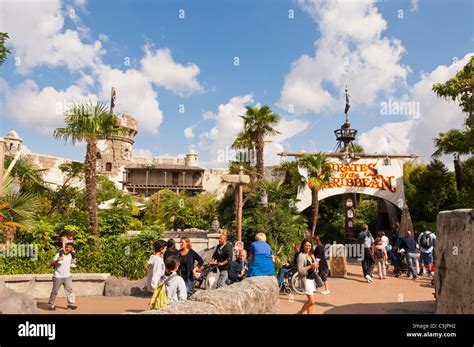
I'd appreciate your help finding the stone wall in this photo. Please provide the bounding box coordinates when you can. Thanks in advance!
[0,273,110,299]
[141,276,279,314]
[435,209,473,314]
[162,230,221,258]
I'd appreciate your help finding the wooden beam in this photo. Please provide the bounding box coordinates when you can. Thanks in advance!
[278,151,418,159]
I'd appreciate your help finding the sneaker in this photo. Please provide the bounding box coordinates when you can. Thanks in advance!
[365,275,373,283]
[408,275,413,279]
[427,272,433,277]
[395,274,400,278]
[67,304,78,310]
[320,290,330,295]
[70,263,77,268]
[413,276,418,281]
[418,271,423,276]
[47,305,56,311]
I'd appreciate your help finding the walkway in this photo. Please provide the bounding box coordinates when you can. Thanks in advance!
[37,262,435,314]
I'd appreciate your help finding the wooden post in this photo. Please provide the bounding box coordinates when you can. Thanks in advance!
[145,170,149,196]
[0,137,4,194]
[237,166,244,242]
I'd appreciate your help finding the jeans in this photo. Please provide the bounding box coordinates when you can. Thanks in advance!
[376,259,386,278]
[277,268,289,287]
[48,276,75,306]
[216,270,228,289]
[361,248,375,277]
[406,252,418,277]
[185,279,194,293]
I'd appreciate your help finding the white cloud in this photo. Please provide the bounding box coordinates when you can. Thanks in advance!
[264,118,310,166]
[95,64,164,135]
[410,0,419,12]
[184,127,195,139]
[132,148,152,157]
[141,46,204,97]
[278,0,409,115]
[1,79,98,133]
[198,95,310,168]
[358,120,413,154]
[358,53,473,162]
[0,0,104,74]
[198,95,254,168]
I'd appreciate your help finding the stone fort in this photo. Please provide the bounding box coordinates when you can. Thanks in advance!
[2,113,230,198]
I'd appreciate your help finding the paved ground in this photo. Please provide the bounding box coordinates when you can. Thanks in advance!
[37,261,435,314]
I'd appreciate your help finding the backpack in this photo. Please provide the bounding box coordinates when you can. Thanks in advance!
[375,248,384,260]
[149,273,176,310]
[420,233,432,249]
[357,232,367,245]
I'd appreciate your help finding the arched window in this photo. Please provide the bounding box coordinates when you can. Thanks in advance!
[105,162,112,171]
[97,152,102,159]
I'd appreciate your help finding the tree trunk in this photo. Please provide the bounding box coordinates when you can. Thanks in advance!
[255,131,264,179]
[85,141,99,237]
[311,187,319,237]
[453,153,462,191]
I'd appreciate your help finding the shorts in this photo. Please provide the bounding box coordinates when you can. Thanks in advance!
[304,278,316,295]
[420,252,433,265]
[319,269,328,282]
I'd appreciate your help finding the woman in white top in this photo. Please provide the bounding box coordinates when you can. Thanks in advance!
[146,240,167,293]
[161,255,187,303]
[297,238,319,314]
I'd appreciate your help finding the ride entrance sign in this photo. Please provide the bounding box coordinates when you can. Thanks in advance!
[296,157,406,211]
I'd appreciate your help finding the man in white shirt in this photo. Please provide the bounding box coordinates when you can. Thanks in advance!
[146,240,167,293]
[47,242,77,310]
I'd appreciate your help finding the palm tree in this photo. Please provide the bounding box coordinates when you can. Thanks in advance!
[297,153,333,237]
[0,175,41,244]
[274,161,307,197]
[432,129,471,190]
[53,102,126,237]
[237,105,281,179]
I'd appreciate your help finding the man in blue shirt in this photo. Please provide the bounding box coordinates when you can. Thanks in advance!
[399,230,419,280]
[357,224,375,283]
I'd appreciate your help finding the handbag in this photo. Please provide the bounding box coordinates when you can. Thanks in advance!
[305,256,317,280]
[314,274,324,288]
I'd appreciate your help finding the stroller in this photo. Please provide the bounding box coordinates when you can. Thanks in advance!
[188,264,219,298]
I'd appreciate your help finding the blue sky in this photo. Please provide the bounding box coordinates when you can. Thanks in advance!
[0,0,472,167]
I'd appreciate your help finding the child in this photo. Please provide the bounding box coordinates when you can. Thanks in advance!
[58,231,77,267]
[374,237,387,279]
[161,256,187,303]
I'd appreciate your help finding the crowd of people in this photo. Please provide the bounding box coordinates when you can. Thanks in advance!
[357,223,436,283]
[44,222,436,313]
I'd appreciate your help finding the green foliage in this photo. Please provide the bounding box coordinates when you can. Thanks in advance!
[143,190,217,230]
[0,231,163,279]
[354,198,379,232]
[0,32,10,66]
[404,160,459,222]
[98,206,135,237]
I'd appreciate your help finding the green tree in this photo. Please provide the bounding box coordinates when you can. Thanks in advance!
[297,153,333,237]
[4,155,48,195]
[234,105,281,178]
[0,32,10,66]
[53,102,127,237]
[432,55,473,190]
[0,175,41,243]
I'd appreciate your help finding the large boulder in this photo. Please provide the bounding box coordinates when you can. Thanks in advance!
[190,276,279,314]
[143,301,220,314]
[0,281,36,314]
[141,275,279,314]
[104,276,148,297]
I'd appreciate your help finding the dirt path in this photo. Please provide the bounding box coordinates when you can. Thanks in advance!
[37,262,435,314]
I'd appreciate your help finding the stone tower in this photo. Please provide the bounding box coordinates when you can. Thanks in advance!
[3,130,23,157]
[97,113,138,186]
[185,148,199,167]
